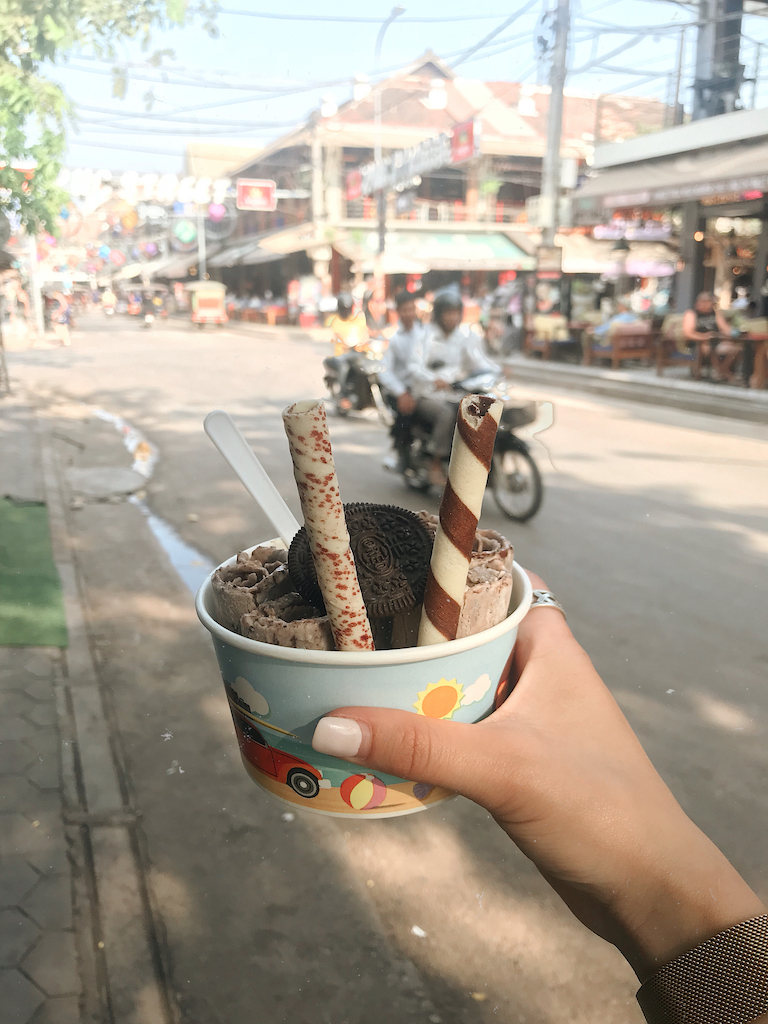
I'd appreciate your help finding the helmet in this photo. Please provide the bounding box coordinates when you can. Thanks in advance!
[431,286,463,322]
[336,292,354,317]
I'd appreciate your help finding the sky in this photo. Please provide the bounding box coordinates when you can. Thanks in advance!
[49,0,768,175]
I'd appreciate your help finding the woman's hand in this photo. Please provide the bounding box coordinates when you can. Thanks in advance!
[312,571,765,981]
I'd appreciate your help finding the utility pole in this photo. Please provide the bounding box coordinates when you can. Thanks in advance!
[27,232,44,336]
[673,27,686,125]
[539,0,569,248]
[374,6,405,256]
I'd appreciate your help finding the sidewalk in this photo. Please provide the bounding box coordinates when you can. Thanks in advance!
[504,354,768,423]
[1,394,174,1024]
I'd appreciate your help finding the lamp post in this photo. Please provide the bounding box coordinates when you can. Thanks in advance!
[374,6,405,257]
[612,236,631,300]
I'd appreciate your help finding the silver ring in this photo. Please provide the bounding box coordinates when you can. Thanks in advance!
[530,590,566,618]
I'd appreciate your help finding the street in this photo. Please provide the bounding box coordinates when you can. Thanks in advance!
[8,317,768,1024]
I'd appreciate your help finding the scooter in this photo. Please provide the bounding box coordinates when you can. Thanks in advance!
[387,372,546,523]
[323,339,392,426]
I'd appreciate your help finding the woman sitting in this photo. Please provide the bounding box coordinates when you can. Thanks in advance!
[682,292,741,383]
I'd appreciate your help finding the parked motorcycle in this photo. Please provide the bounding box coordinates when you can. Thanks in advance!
[323,338,392,426]
[388,372,545,523]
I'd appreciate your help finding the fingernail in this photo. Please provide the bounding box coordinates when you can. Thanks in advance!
[312,717,363,757]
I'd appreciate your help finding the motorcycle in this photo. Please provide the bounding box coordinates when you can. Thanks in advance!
[323,338,392,426]
[388,372,546,523]
[142,313,154,329]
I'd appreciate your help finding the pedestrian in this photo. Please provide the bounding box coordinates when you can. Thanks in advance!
[51,290,71,346]
[683,291,742,383]
[312,572,768,1024]
[378,290,427,470]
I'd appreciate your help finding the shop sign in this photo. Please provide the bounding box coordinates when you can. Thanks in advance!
[358,120,482,196]
[450,119,480,164]
[346,169,363,201]
[236,179,277,212]
[594,220,671,241]
[602,174,768,210]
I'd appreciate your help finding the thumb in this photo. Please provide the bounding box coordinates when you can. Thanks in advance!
[311,708,521,816]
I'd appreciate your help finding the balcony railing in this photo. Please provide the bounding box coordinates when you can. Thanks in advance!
[344,198,525,225]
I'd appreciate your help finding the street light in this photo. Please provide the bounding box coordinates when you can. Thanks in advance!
[612,236,631,299]
[374,6,406,256]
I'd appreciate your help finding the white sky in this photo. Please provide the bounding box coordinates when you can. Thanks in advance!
[49,0,768,174]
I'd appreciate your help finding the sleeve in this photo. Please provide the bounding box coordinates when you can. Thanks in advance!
[377,334,407,397]
[406,331,440,390]
[461,327,501,377]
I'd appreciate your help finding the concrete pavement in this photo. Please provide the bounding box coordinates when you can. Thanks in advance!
[4,317,768,1024]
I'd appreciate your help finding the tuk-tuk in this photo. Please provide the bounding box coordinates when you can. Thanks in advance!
[186,280,228,327]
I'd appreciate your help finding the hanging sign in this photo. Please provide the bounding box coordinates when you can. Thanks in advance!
[236,179,277,212]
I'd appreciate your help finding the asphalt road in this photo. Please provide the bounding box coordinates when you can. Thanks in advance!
[9,317,768,1024]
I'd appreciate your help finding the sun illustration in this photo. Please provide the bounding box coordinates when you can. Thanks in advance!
[413,679,464,719]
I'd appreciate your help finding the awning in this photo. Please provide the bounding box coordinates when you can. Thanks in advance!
[556,233,677,277]
[574,138,768,220]
[333,229,536,274]
[208,237,287,268]
[151,251,206,279]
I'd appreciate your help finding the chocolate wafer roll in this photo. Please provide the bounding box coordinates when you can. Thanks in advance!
[282,399,375,652]
[417,395,503,646]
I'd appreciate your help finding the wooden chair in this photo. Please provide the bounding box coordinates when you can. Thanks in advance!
[524,313,572,360]
[656,313,702,379]
[742,318,768,389]
[583,319,656,370]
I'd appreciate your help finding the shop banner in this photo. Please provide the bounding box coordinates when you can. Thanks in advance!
[236,179,277,212]
[450,119,480,165]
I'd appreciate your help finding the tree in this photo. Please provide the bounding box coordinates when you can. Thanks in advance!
[0,0,218,233]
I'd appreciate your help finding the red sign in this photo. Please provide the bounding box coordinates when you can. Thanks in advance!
[236,179,277,212]
[346,169,363,201]
[451,119,479,165]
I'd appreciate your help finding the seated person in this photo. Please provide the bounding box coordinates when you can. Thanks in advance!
[592,298,638,339]
[682,292,741,383]
[323,293,369,408]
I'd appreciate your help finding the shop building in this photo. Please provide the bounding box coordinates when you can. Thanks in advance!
[215,53,668,313]
[573,106,768,313]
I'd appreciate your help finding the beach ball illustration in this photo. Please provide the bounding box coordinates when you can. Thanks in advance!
[340,773,387,810]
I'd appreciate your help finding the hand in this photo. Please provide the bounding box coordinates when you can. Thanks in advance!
[434,378,451,391]
[313,571,765,981]
[397,392,416,416]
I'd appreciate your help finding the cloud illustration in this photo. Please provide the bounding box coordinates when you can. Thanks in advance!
[232,676,270,716]
[460,673,492,707]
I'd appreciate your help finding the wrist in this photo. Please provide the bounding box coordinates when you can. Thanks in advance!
[609,825,765,981]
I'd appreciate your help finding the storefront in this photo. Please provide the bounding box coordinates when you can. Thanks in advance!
[573,108,768,313]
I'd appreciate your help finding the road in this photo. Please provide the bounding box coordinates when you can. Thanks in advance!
[8,317,768,1024]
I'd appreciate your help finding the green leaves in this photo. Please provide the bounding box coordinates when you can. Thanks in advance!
[0,0,218,230]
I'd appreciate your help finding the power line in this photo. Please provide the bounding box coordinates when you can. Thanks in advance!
[217,8,521,22]
[453,0,539,67]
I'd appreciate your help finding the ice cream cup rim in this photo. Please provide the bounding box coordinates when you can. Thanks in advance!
[195,541,533,666]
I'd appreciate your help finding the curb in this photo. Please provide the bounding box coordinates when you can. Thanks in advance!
[36,411,178,1024]
[504,357,768,423]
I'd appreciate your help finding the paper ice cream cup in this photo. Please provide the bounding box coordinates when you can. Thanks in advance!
[196,542,532,818]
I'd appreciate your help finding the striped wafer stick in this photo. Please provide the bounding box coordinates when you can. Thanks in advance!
[282,400,375,652]
[418,395,503,646]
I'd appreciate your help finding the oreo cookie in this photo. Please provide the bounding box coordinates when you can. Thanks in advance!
[288,503,433,618]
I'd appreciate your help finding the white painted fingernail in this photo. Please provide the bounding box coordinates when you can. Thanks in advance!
[312,717,363,757]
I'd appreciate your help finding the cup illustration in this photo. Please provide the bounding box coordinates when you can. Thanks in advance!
[196,543,532,818]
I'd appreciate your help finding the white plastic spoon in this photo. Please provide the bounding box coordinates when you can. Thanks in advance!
[204,409,300,548]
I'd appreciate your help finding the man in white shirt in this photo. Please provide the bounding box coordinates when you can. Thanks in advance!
[378,291,426,470]
[380,287,499,485]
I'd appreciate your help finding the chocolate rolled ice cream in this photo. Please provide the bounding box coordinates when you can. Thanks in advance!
[210,507,514,651]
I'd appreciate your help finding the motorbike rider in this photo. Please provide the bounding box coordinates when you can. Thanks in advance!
[323,293,369,410]
[382,285,500,486]
[378,290,427,470]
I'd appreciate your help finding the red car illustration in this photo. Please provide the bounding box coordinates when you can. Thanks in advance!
[231,709,327,799]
